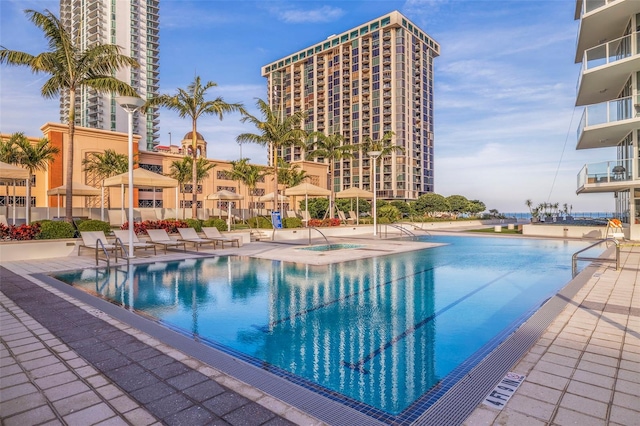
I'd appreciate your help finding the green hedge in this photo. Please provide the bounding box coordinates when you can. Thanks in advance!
[185,218,202,232]
[248,216,273,229]
[76,220,111,234]
[283,217,302,228]
[202,218,227,232]
[37,220,75,239]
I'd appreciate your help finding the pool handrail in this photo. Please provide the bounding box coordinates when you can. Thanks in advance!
[307,227,330,246]
[571,237,619,277]
[382,223,417,238]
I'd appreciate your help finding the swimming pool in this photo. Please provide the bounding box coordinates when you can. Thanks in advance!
[53,235,598,423]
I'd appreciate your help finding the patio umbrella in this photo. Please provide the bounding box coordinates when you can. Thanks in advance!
[102,168,179,222]
[257,191,289,202]
[284,182,331,215]
[335,187,374,225]
[47,182,101,219]
[206,190,244,231]
[0,161,29,225]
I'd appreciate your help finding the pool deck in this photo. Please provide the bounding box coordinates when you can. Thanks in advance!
[1,232,639,425]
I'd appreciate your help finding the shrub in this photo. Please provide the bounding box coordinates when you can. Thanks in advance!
[122,219,188,234]
[38,221,73,239]
[248,216,273,229]
[185,218,202,232]
[202,218,228,232]
[378,205,401,223]
[76,220,111,234]
[283,217,302,228]
[307,218,341,227]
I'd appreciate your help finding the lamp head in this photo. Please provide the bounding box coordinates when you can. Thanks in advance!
[116,96,145,113]
[367,150,382,158]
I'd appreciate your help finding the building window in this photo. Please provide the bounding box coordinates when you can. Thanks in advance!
[181,184,203,194]
[0,196,35,207]
[139,163,163,173]
[138,200,162,208]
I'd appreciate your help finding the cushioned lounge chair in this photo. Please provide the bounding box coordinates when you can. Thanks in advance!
[177,227,217,251]
[146,229,187,254]
[113,230,157,256]
[201,227,240,248]
[78,231,122,265]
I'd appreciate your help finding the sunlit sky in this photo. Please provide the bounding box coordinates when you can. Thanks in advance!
[0,0,613,213]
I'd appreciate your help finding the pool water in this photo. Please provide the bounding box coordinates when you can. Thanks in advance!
[53,236,597,421]
[298,243,364,251]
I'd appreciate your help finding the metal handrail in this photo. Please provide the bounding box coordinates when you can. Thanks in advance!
[308,227,330,245]
[571,237,619,277]
[397,221,432,236]
[383,223,416,238]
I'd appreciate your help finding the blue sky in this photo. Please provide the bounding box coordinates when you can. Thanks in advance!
[0,0,613,213]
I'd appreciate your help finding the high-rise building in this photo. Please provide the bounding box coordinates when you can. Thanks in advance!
[59,0,160,151]
[262,11,439,200]
[574,0,640,239]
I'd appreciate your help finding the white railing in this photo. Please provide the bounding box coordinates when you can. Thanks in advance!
[577,159,632,188]
[577,96,635,141]
[583,32,637,71]
[577,0,619,17]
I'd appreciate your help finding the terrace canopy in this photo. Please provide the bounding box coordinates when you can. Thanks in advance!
[102,168,179,222]
[47,182,101,219]
[335,187,374,224]
[284,182,331,214]
[206,190,244,231]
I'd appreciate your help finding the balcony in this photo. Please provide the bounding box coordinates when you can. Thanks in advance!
[576,160,633,194]
[576,32,640,106]
[574,0,638,63]
[576,96,639,149]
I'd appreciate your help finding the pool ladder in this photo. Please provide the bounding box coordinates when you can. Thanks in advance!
[382,223,417,238]
[307,227,329,245]
[571,237,620,278]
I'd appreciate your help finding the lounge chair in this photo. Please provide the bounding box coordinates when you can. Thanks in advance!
[146,229,187,254]
[78,231,122,265]
[348,211,358,224]
[107,209,124,228]
[177,227,217,251]
[300,210,311,227]
[140,209,158,222]
[201,227,240,248]
[286,210,299,219]
[337,210,354,225]
[113,230,157,256]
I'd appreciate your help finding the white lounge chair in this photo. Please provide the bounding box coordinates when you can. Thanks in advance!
[177,227,217,251]
[113,230,157,256]
[201,227,240,248]
[146,229,187,254]
[140,209,159,222]
[300,210,311,227]
[348,211,358,224]
[78,231,122,265]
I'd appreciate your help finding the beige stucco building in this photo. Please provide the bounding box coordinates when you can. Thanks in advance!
[0,124,328,222]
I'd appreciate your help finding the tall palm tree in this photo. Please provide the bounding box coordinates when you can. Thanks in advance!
[148,76,244,219]
[82,149,133,208]
[360,131,403,198]
[227,158,251,217]
[237,98,307,211]
[244,164,268,211]
[0,9,139,223]
[12,133,60,224]
[169,156,215,218]
[306,132,355,218]
[0,135,23,219]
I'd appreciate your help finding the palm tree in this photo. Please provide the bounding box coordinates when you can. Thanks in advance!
[227,158,251,216]
[168,156,214,219]
[0,9,139,223]
[148,76,244,219]
[306,132,355,218]
[82,149,132,208]
[12,133,60,224]
[0,135,23,219]
[237,98,307,211]
[360,131,403,199]
[244,164,268,212]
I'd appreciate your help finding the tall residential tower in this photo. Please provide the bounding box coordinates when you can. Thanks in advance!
[262,11,439,200]
[574,0,640,238]
[60,0,160,151]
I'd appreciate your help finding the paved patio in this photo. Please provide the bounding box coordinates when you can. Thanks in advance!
[1,234,638,425]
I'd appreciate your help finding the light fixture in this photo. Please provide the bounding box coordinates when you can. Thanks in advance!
[116,96,145,260]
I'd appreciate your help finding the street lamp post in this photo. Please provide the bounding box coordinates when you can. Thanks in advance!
[367,151,381,237]
[116,96,145,260]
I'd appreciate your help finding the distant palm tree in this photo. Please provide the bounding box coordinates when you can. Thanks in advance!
[82,149,133,208]
[237,98,307,211]
[306,132,355,218]
[12,133,60,224]
[148,76,244,219]
[0,9,139,223]
[525,199,533,216]
[169,156,214,217]
[244,164,268,211]
[0,135,23,219]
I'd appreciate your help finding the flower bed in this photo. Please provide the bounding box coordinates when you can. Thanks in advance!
[121,219,189,234]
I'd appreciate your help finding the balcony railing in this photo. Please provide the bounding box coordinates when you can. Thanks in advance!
[577,0,619,17]
[577,159,632,188]
[577,96,635,140]
[582,31,637,71]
